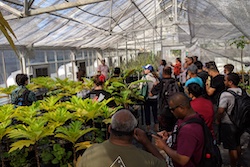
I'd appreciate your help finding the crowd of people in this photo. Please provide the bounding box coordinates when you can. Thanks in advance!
[79,57,248,167]
[11,57,249,167]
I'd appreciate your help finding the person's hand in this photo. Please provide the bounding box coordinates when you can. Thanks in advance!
[134,128,150,144]
[149,92,153,97]
[206,77,211,87]
[154,81,159,85]
[152,134,168,150]
[157,130,169,142]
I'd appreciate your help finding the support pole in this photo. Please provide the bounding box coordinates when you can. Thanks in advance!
[126,35,128,66]
[109,0,113,34]
[24,0,29,16]
[116,42,119,66]
[2,52,7,87]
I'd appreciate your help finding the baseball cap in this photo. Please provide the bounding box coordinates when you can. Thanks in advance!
[143,64,154,72]
[187,64,198,74]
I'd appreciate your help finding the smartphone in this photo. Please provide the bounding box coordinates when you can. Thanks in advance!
[147,131,162,138]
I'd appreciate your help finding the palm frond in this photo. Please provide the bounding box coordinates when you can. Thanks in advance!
[0,11,17,55]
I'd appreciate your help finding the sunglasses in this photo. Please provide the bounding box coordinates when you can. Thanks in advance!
[169,105,181,111]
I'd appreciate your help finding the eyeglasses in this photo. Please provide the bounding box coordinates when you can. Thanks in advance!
[169,105,180,111]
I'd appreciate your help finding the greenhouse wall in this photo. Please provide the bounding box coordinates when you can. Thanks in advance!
[0,47,141,87]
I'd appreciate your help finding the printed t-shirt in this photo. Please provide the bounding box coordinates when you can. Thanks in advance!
[78,140,166,167]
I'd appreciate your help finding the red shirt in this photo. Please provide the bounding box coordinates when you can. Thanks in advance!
[174,62,181,76]
[173,114,204,167]
[191,97,214,137]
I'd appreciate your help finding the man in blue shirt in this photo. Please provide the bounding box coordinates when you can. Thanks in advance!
[185,64,204,88]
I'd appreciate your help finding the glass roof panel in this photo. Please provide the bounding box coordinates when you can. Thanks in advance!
[0,0,249,50]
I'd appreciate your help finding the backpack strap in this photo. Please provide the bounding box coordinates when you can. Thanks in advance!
[226,89,238,97]
[175,116,222,167]
[179,117,204,130]
[224,90,241,126]
[174,117,207,166]
[172,116,205,146]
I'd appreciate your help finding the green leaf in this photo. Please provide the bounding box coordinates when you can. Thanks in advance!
[55,121,96,144]
[41,151,54,164]
[52,158,59,164]
[44,107,72,127]
[75,141,92,152]
[0,11,18,56]
[9,140,35,153]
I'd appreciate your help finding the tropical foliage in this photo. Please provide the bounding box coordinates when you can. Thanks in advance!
[230,36,250,87]
[0,96,119,167]
[0,11,17,55]
[0,68,146,166]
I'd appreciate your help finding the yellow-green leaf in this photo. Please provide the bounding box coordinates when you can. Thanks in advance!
[9,140,35,153]
[75,141,92,152]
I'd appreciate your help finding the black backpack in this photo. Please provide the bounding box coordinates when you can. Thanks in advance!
[226,89,250,133]
[157,78,180,131]
[161,78,180,107]
[177,118,222,167]
[14,89,32,106]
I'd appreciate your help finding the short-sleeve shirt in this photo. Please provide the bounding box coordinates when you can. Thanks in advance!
[191,97,214,137]
[78,140,166,167]
[218,88,242,124]
[210,74,225,105]
[185,76,204,88]
[197,71,208,85]
[172,114,204,167]
[174,62,181,76]
[142,73,158,99]
[97,64,109,79]
[158,65,164,79]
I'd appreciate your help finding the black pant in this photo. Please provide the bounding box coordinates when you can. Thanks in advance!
[144,98,158,126]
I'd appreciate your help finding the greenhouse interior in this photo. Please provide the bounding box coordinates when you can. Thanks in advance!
[0,0,250,166]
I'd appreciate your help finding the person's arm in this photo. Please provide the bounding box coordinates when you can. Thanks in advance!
[150,82,162,96]
[152,135,190,166]
[216,107,225,124]
[216,92,228,124]
[206,84,216,96]
[97,65,101,72]
[134,128,165,160]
